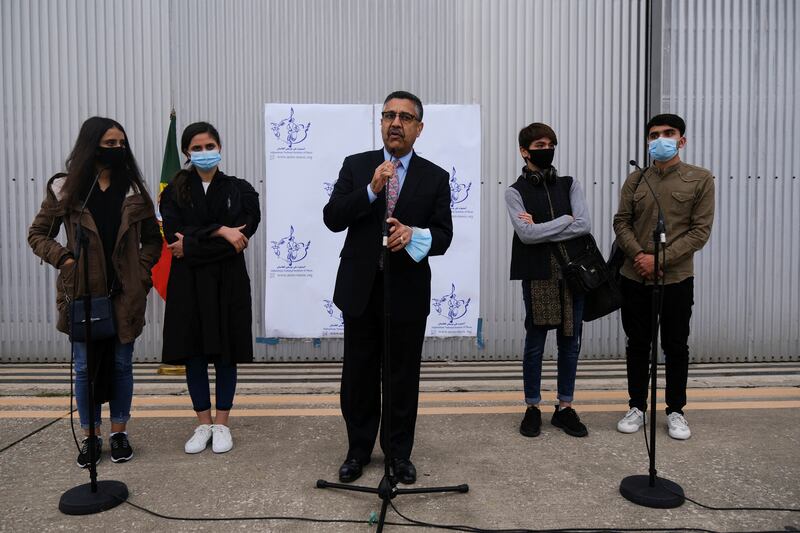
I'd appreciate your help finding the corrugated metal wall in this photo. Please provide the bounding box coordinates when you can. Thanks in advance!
[1,0,796,362]
[1,0,174,361]
[657,0,800,361]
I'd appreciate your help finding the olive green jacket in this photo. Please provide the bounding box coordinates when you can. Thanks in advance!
[613,160,715,285]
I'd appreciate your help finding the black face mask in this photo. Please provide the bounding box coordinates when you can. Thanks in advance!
[97,147,127,169]
[525,148,555,170]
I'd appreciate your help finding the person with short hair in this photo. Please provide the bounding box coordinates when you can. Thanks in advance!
[28,116,162,467]
[505,122,593,439]
[323,91,453,484]
[613,113,715,440]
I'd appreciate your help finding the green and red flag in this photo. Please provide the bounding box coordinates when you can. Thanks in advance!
[151,110,180,300]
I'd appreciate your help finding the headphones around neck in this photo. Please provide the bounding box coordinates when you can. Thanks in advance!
[523,165,557,186]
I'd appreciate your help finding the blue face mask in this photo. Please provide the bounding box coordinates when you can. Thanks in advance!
[648,137,679,161]
[190,150,221,170]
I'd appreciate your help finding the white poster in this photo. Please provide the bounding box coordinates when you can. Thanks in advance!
[265,103,481,338]
[264,104,374,337]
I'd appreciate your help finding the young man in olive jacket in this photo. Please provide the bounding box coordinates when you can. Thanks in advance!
[613,114,715,440]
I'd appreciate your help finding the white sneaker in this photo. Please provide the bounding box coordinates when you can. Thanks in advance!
[211,424,233,453]
[184,424,213,454]
[666,412,691,440]
[617,407,646,433]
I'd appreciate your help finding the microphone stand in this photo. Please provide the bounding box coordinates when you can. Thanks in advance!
[619,161,684,508]
[59,170,128,515]
[316,153,468,531]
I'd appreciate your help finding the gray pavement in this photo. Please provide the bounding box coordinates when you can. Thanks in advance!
[0,362,799,532]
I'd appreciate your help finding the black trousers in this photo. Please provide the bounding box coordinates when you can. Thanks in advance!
[620,276,694,415]
[340,274,427,463]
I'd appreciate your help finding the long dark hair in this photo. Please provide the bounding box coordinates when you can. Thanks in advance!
[171,121,222,206]
[60,116,153,209]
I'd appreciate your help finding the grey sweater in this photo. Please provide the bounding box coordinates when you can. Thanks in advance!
[504,177,592,244]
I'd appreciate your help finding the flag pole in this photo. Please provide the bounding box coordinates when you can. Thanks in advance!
[155,109,185,376]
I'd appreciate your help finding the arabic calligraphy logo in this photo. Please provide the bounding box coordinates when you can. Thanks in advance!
[323,179,337,197]
[432,284,471,324]
[270,108,311,148]
[323,299,344,326]
[448,166,472,208]
[270,226,311,266]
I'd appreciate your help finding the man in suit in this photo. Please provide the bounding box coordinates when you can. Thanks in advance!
[323,91,453,484]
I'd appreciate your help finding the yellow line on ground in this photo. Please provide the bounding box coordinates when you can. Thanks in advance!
[1,411,73,419]
[1,387,798,408]
[2,400,799,419]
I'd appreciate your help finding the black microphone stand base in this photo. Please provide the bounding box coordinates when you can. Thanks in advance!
[620,474,684,509]
[316,475,468,532]
[59,479,128,515]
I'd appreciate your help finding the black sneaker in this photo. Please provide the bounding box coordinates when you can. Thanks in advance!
[519,406,542,437]
[76,437,102,468]
[551,406,588,437]
[110,433,133,463]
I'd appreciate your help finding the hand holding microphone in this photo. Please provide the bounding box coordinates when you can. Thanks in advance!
[371,160,397,194]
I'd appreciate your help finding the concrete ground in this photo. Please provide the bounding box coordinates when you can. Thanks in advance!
[1,361,799,533]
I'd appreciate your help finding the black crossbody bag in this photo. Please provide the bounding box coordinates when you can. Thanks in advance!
[69,296,116,342]
[558,235,609,294]
[552,234,622,322]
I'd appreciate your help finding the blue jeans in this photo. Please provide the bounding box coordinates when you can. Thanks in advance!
[73,340,134,429]
[521,280,584,405]
[184,356,238,412]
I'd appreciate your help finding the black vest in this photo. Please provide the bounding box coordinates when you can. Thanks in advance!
[509,173,587,280]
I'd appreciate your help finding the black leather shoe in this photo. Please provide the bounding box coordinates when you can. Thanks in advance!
[338,458,369,483]
[391,458,417,485]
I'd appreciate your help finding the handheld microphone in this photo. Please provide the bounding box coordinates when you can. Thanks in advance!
[628,160,665,243]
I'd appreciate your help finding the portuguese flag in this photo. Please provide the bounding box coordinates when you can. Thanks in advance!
[151,111,180,300]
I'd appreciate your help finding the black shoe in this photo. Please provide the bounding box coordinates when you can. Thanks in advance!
[338,457,369,483]
[551,406,588,437]
[76,437,102,468]
[110,433,133,463]
[391,458,417,485]
[519,406,542,437]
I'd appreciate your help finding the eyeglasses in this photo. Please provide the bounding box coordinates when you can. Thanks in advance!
[381,111,418,124]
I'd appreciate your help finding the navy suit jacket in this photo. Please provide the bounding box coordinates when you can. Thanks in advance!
[323,149,453,318]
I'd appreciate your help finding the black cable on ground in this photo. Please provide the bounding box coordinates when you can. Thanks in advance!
[669,488,800,514]
[0,411,72,455]
[386,498,787,533]
[120,495,411,527]
[113,490,799,533]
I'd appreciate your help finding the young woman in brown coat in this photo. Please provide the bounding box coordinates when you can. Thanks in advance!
[28,116,162,467]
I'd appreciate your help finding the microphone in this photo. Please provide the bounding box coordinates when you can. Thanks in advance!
[628,160,665,243]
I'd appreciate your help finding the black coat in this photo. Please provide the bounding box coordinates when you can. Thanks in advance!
[323,149,453,318]
[160,170,260,363]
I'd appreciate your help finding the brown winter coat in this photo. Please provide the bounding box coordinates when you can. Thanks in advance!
[28,174,162,343]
